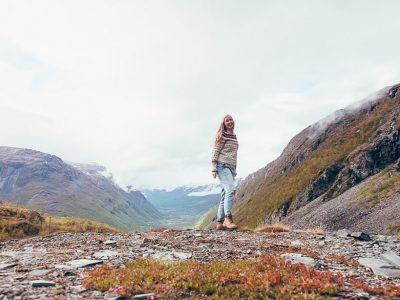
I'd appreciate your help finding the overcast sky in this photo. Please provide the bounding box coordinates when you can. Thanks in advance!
[1,1,400,189]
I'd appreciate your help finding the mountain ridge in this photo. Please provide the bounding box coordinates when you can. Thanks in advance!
[0,146,161,231]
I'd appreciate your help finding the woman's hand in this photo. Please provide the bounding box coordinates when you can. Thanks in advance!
[212,170,218,178]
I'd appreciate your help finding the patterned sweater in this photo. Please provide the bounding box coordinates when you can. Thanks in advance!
[211,131,239,171]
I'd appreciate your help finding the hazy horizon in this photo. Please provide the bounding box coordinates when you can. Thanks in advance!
[1,1,400,189]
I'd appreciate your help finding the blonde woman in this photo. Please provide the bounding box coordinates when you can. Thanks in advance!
[211,114,239,230]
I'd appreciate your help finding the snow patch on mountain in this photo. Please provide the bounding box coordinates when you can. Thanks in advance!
[187,183,221,196]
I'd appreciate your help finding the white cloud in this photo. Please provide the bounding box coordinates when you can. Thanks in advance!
[0,0,399,189]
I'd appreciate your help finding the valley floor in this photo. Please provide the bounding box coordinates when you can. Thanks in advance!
[156,209,202,229]
[1,229,400,299]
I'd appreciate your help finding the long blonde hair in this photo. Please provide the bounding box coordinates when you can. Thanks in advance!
[214,114,234,144]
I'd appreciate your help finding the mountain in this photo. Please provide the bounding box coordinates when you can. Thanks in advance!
[197,83,400,234]
[143,183,224,228]
[0,147,162,231]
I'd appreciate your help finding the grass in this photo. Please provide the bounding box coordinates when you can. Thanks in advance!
[386,224,400,236]
[293,226,325,235]
[254,223,291,233]
[84,255,343,299]
[198,96,398,229]
[0,200,120,241]
[355,168,400,211]
[84,256,400,299]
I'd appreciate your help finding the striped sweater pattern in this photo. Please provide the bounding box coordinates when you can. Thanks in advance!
[211,131,239,171]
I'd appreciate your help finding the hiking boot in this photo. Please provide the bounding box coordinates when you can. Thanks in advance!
[216,221,225,230]
[223,216,238,230]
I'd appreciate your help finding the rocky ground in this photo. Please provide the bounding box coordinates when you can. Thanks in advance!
[1,229,400,299]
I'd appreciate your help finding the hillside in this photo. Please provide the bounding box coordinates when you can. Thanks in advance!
[0,147,162,231]
[197,83,400,233]
[0,200,119,241]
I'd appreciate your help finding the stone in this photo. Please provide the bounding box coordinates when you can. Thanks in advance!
[92,291,103,297]
[67,259,102,269]
[350,232,371,241]
[104,240,117,246]
[144,248,155,254]
[133,293,156,299]
[381,252,400,267]
[389,87,398,98]
[0,263,17,270]
[375,235,389,243]
[93,250,119,259]
[28,269,51,276]
[358,257,400,278]
[290,240,303,247]
[354,292,370,299]
[336,229,351,238]
[54,264,72,270]
[104,291,119,299]
[70,285,86,293]
[0,251,19,258]
[281,253,316,267]
[140,238,152,246]
[63,270,77,277]
[31,280,56,287]
[151,252,174,260]
[172,251,192,259]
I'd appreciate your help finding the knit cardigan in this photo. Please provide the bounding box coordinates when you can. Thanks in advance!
[211,131,238,172]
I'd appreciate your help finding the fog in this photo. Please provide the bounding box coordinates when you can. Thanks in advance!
[0,0,400,188]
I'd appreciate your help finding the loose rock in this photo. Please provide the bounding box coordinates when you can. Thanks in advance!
[31,280,56,287]
[67,259,102,269]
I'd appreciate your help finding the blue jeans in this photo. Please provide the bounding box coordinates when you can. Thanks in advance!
[216,162,236,222]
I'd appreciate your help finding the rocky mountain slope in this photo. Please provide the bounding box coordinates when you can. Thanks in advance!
[198,83,400,234]
[143,184,221,228]
[1,229,400,299]
[0,147,162,231]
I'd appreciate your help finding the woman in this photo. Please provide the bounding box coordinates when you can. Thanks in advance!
[211,114,239,230]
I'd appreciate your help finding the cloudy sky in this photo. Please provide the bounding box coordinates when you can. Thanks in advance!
[1,1,400,189]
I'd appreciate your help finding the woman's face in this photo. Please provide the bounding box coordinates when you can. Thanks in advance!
[224,116,235,130]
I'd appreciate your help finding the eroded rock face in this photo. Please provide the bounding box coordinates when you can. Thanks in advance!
[321,120,400,202]
[389,87,398,98]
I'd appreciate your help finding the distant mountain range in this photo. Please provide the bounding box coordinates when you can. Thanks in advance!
[143,183,224,229]
[0,147,161,231]
[198,83,400,234]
